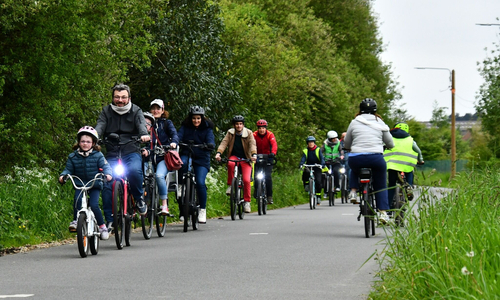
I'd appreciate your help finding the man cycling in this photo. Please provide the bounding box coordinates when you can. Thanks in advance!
[215,115,257,213]
[384,122,424,205]
[95,83,150,230]
[253,119,278,204]
[320,130,343,197]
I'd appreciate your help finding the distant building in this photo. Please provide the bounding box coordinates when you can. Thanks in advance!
[419,113,480,141]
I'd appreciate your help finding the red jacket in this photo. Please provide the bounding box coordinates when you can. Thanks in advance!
[253,130,278,155]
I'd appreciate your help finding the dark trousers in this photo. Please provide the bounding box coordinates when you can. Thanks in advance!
[348,154,389,210]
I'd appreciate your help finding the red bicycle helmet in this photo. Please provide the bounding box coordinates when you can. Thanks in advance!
[256,119,268,127]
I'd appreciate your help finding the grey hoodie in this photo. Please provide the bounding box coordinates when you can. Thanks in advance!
[343,114,394,154]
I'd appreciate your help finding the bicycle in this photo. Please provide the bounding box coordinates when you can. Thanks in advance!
[178,141,208,232]
[391,171,413,227]
[254,154,277,215]
[223,158,252,220]
[302,164,322,210]
[339,161,349,204]
[104,133,142,249]
[356,168,376,238]
[141,144,170,239]
[63,173,105,258]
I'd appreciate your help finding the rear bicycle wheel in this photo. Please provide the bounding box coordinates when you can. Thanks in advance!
[238,179,245,219]
[370,193,376,236]
[113,181,125,250]
[90,218,99,256]
[77,212,89,258]
[394,185,405,227]
[124,191,132,246]
[363,186,371,238]
[141,178,155,239]
[230,177,237,220]
[182,179,190,232]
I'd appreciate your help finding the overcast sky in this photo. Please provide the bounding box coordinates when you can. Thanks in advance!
[372,0,500,121]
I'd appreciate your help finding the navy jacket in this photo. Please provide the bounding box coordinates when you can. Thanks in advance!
[60,150,112,190]
[177,120,215,170]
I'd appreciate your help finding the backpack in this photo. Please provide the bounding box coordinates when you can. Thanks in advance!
[165,150,183,171]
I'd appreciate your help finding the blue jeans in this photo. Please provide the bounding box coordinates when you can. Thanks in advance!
[102,152,144,224]
[179,155,209,209]
[73,188,105,226]
[348,153,389,210]
[155,160,170,200]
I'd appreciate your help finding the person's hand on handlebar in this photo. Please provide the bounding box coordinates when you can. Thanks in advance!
[215,152,221,162]
[141,135,151,143]
[106,174,113,182]
[170,142,177,149]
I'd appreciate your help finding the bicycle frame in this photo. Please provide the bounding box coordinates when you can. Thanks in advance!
[224,158,251,220]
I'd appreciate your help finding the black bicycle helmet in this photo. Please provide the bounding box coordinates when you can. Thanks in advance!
[359,98,377,114]
[232,115,245,124]
[306,136,316,143]
[190,105,205,115]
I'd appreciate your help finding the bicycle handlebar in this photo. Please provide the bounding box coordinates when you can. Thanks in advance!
[221,158,252,164]
[302,164,323,169]
[63,173,105,190]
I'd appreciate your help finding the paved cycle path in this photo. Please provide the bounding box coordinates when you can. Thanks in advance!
[0,192,421,300]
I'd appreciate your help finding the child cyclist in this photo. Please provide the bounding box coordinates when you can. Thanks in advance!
[299,136,326,205]
[59,126,113,240]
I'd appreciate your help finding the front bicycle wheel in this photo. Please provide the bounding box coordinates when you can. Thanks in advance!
[340,175,347,204]
[238,179,245,219]
[230,177,237,220]
[113,181,125,250]
[256,180,263,215]
[156,184,167,237]
[309,180,316,210]
[328,176,335,206]
[191,180,199,230]
[141,178,155,240]
[262,182,267,215]
[77,212,89,258]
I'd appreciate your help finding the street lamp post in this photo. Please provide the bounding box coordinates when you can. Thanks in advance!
[415,67,456,178]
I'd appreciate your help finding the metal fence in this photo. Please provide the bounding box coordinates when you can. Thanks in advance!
[416,159,468,173]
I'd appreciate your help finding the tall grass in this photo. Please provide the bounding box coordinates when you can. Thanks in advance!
[370,170,500,299]
[0,163,308,251]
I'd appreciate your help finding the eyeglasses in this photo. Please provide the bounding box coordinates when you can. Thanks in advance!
[113,95,129,100]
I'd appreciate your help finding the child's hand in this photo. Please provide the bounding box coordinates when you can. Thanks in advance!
[106,175,113,182]
[58,176,64,184]
[142,149,149,157]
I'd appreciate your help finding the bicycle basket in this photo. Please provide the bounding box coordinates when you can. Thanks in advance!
[165,150,183,171]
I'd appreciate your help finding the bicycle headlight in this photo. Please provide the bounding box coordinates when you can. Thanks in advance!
[114,164,125,176]
[339,167,346,174]
[256,172,264,180]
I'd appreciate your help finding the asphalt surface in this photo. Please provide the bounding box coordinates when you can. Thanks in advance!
[0,193,414,300]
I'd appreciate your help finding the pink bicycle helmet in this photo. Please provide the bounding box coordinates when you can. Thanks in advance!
[77,126,99,143]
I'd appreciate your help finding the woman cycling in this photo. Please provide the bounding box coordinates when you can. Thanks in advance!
[343,98,394,224]
[141,99,179,215]
[177,106,215,224]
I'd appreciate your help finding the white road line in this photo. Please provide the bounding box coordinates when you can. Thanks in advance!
[249,233,268,235]
[0,295,35,298]
[342,213,355,216]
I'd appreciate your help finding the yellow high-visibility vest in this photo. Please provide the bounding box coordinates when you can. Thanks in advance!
[383,137,418,172]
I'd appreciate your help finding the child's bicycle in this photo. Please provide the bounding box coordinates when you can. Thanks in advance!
[62,173,105,258]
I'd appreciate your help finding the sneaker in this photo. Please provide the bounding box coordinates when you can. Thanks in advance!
[179,215,184,222]
[99,226,109,240]
[267,196,273,204]
[335,187,340,192]
[137,200,147,216]
[68,220,77,232]
[226,186,231,195]
[323,193,327,199]
[349,191,358,204]
[199,208,207,224]
[244,202,251,213]
[316,196,321,205]
[379,211,389,225]
[106,221,113,233]
[160,205,169,216]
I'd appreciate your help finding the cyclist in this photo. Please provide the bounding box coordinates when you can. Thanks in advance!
[177,106,215,224]
[59,126,113,240]
[253,119,278,204]
[95,83,151,231]
[321,130,343,197]
[215,115,257,213]
[299,136,326,205]
[343,98,394,224]
[384,122,424,205]
[141,99,179,216]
